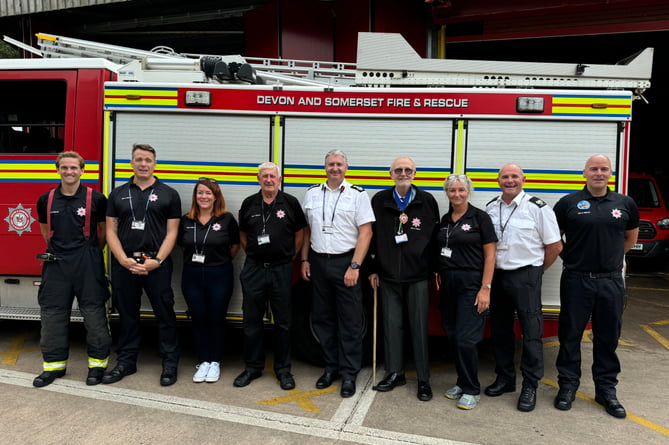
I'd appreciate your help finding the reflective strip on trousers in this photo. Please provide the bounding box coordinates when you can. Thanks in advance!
[43,361,67,371]
[88,356,109,368]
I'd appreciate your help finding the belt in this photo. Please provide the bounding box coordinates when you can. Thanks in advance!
[258,258,292,269]
[569,270,620,279]
[310,248,354,259]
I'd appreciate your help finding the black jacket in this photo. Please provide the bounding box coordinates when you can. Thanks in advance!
[368,185,440,283]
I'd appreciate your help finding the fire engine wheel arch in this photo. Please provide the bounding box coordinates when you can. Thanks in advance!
[290,279,375,367]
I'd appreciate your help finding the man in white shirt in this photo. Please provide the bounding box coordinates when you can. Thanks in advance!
[301,149,375,398]
[484,163,562,412]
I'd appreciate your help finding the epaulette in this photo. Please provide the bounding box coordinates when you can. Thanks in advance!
[350,184,365,192]
[307,184,320,190]
[486,196,499,206]
[529,196,547,208]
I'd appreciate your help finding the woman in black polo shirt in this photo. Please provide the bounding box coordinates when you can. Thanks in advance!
[180,178,240,383]
[437,174,497,410]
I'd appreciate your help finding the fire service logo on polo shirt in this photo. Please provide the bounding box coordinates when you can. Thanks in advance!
[5,204,36,236]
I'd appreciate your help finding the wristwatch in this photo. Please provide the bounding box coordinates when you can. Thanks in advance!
[350,262,361,270]
[155,257,163,266]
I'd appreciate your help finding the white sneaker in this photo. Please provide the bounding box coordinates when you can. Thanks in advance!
[193,362,210,383]
[444,385,463,400]
[205,362,220,383]
[457,394,481,410]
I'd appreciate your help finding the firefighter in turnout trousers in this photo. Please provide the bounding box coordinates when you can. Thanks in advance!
[33,151,111,387]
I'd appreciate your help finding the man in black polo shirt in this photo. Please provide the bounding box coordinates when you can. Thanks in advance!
[234,162,307,390]
[103,143,182,386]
[33,151,111,387]
[553,154,639,418]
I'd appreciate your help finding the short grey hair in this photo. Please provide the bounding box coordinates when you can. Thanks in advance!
[258,161,280,176]
[324,149,348,165]
[443,174,474,194]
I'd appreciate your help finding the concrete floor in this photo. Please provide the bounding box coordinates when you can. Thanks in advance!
[1,270,668,445]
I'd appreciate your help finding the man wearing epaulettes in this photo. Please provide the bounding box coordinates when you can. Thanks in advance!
[484,163,562,412]
[300,149,375,398]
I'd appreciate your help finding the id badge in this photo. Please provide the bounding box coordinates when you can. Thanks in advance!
[497,242,509,251]
[258,234,271,245]
[441,247,453,258]
[192,253,206,263]
[322,225,334,234]
[395,233,408,244]
[131,220,145,230]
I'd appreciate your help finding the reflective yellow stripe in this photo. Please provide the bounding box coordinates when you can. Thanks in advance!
[104,111,111,196]
[552,106,630,116]
[105,97,178,106]
[106,88,178,97]
[43,361,67,371]
[88,356,109,368]
[273,115,282,167]
[0,172,99,180]
[454,120,465,174]
[552,97,631,106]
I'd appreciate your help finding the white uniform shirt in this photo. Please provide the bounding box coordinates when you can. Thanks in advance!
[302,179,375,254]
[486,191,561,270]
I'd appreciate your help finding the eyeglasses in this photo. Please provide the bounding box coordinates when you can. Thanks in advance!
[392,168,414,175]
[198,177,216,183]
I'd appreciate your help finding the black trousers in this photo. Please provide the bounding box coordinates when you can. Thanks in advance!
[490,266,544,388]
[240,258,293,375]
[556,269,625,397]
[309,251,363,380]
[111,257,179,368]
[439,269,486,395]
[181,263,233,363]
[38,246,111,370]
[380,279,430,382]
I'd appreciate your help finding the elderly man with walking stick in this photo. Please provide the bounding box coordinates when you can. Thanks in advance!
[367,156,440,401]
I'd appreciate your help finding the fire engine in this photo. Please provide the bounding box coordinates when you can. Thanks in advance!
[0,32,653,354]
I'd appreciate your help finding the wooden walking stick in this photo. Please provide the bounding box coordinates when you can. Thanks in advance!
[372,284,378,390]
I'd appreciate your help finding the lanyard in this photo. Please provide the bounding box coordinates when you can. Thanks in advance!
[128,187,154,222]
[499,200,519,240]
[444,218,463,248]
[322,184,344,227]
[261,199,275,234]
[193,220,213,255]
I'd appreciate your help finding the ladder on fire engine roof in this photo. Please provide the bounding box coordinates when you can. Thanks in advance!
[33,33,357,87]
[29,32,653,93]
[356,32,653,93]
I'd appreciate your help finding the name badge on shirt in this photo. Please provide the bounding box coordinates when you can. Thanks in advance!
[441,247,453,258]
[131,220,145,230]
[395,233,408,244]
[192,253,206,263]
[497,242,509,251]
[322,225,334,234]
[257,234,271,245]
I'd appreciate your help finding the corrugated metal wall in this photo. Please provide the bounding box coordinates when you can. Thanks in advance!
[0,0,129,17]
